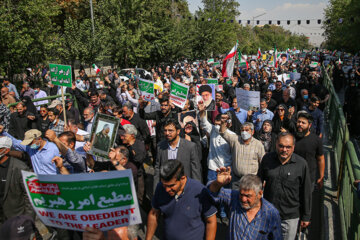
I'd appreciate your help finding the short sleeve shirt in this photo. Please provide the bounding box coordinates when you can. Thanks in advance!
[294,133,324,183]
[152,178,217,240]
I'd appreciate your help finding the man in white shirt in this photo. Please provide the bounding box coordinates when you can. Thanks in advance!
[33,86,48,110]
[199,102,234,221]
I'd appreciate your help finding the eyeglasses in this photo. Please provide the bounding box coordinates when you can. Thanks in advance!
[277,108,285,111]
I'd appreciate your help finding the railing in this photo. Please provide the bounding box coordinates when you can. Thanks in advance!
[7,93,79,109]
[323,64,360,240]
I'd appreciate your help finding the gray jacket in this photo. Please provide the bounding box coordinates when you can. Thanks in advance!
[154,138,202,192]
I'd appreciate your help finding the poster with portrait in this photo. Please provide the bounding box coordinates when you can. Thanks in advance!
[178,110,199,131]
[89,113,120,158]
[196,84,216,111]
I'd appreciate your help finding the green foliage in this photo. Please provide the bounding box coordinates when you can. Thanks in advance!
[0,0,61,77]
[323,0,360,53]
[0,0,313,77]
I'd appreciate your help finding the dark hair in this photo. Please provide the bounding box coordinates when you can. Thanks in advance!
[159,95,169,104]
[67,118,77,126]
[276,132,295,144]
[297,112,313,124]
[48,108,60,116]
[113,106,123,115]
[58,131,76,146]
[215,113,222,122]
[163,119,181,130]
[160,160,185,181]
[310,96,319,102]
[89,91,99,97]
[118,146,129,160]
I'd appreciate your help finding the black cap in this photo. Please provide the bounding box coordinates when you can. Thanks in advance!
[0,215,37,240]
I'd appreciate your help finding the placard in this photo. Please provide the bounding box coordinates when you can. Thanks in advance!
[49,64,72,87]
[138,78,155,102]
[22,170,141,231]
[236,89,260,111]
[170,79,189,109]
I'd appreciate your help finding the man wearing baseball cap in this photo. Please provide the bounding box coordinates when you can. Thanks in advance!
[0,126,60,175]
[0,137,34,224]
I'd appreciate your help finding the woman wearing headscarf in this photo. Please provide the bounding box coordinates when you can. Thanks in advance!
[255,120,277,153]
[21,96,37,115]
[272,103,296,134]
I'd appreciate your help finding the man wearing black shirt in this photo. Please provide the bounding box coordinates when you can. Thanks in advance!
[138,96,179,143]
[294,112,325,189]
[258,132,312,240]
[122,102,149,143]
[265,90,277,112]
[271,80,283,103]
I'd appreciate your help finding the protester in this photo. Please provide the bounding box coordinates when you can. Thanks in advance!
[146,160,217,240]
[258,132,312,240]
[220,121,265,189]
[154,119,202,189]
[208,170,282,239]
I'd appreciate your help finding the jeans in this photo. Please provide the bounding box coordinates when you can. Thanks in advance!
[281,218,299,240]
[207,169,227,218]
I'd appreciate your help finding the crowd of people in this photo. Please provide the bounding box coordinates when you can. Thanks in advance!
[0,50,353,240]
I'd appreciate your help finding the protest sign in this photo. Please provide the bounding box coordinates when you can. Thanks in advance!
[310,62,319,68]
[279,73,290,83]
[206,78,219,85]
[236,89,260,111]
[22,170,141,231]
[170,79,189,109]
[290,72,301,81]
[49,63,72,125]
[196,84,215,111]
[49,64,72,87]
[138,78,155,102]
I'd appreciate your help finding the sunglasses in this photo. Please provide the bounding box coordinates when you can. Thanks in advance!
[277,108,285,111]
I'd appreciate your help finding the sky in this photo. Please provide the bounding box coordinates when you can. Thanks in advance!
[188,0,329,46]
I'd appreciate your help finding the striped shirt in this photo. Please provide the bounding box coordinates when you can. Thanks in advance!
[210,187,283,240]
[49,119,65,136]
[220,131,265,177]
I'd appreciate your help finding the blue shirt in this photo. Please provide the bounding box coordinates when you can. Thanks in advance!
[4,132,60,175]
[253,109,274,131]
[210,187,282,240]
[152,178,217,240]
[221,107,248,124]
[5,83,19,99]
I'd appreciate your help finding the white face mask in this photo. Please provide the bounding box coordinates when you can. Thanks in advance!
[241,131,252,140]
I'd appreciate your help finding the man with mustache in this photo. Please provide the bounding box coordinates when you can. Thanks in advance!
[258,132,312,240]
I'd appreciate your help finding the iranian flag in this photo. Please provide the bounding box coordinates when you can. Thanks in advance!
[238,51,248,68]
[92,64,101,74]
[337,57,342,65]
[222,41,238,78]
[274,45,278,68]
[257,48,262,59]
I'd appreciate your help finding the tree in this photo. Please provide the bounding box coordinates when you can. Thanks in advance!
[0,0,61,78]
[323,0,360,52]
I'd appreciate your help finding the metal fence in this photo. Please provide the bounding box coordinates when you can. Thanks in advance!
[323,65,360,240]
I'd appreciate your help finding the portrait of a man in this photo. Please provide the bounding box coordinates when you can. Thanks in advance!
[93,123,111,152]
[197,84,215,111]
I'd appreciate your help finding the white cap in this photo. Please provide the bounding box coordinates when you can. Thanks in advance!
[0,136,12,149]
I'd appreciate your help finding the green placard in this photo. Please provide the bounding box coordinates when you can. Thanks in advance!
[49,64,72,87]
[206,78,219,85]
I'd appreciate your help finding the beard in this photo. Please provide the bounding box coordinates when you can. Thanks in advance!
[296,127,310,138]
[204,98,213,107]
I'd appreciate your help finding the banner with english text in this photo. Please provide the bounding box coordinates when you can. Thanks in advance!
[21,170,141,231]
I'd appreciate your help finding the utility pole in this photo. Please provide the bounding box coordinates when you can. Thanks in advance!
[90,0,95,37]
